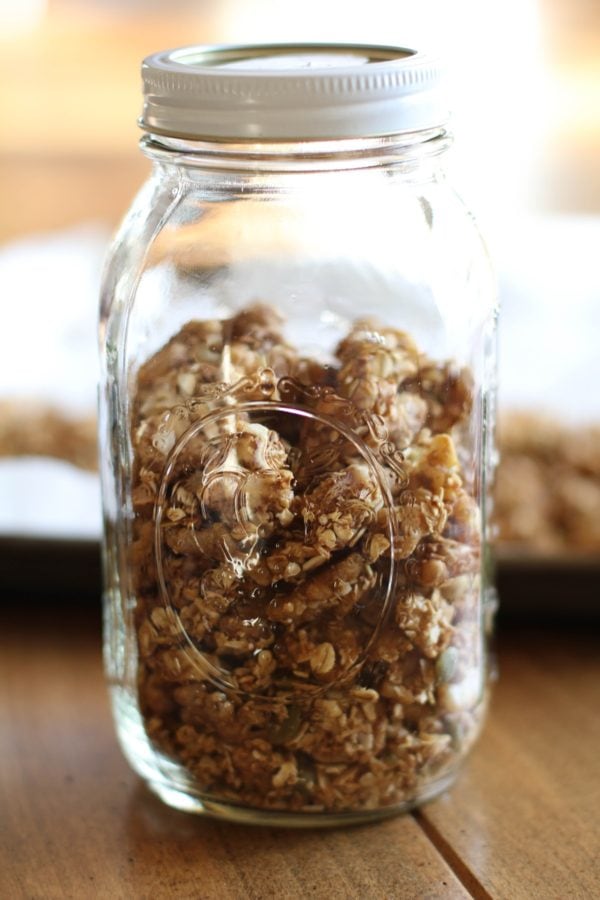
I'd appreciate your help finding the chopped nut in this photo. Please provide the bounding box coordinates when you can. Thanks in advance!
[363,532,390,562]
[272,759,298,789]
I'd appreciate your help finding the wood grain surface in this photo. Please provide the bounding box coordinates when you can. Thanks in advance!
[417,628,600,900]
[1,608,598,900]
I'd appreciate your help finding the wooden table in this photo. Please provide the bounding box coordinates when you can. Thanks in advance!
[1,606,598,900]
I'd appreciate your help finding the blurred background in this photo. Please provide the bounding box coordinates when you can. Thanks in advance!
[0,0,599,599]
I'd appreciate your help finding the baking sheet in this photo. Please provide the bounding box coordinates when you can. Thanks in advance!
[2,531,597,619]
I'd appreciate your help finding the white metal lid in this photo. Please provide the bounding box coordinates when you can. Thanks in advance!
[140,43,447,141]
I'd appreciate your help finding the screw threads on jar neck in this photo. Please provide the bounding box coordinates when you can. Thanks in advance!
[139,129,452,174]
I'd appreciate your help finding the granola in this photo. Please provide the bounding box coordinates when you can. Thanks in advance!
[0,400,97,471]
[495,413,600,554]
[129,303,485,815]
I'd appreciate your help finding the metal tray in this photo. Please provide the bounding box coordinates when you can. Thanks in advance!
[2,536,598,619]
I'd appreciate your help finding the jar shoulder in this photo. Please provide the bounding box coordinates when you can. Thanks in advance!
[99,168,182,327]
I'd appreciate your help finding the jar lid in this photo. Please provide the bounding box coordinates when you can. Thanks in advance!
[140,43,447,141]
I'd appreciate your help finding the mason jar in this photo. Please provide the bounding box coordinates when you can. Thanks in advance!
[99,43,497,826]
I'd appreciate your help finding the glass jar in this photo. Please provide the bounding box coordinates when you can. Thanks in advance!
[99,43,497,826]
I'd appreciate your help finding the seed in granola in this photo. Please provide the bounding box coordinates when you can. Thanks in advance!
[438,667,482,712]
[435,646,459,683]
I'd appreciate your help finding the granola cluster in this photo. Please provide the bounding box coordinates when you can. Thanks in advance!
[129,304,485,814]
[0,400,97,471]
[495,413,600,554]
